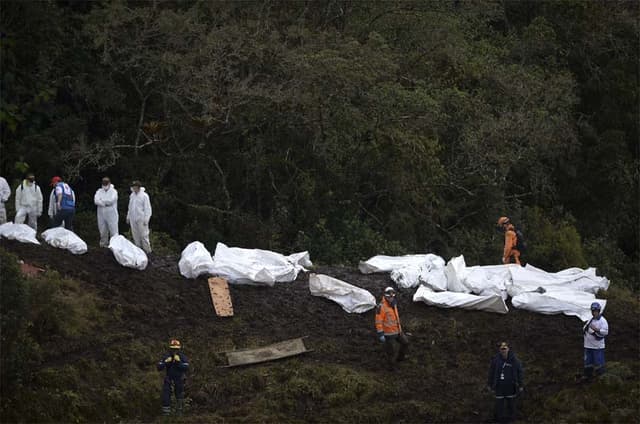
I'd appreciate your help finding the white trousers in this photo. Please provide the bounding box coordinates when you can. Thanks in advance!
[98,215,119,247]
[15,206,38,230]
[130,220,151,253]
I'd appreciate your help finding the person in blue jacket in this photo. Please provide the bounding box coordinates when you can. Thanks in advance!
[157,339,189,415]
[487,341,524,423]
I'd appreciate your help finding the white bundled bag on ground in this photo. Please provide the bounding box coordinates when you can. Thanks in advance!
[359,254,434,274]
[211,242,311,286]
[309,273,376,313]
[464,265,513,299]
[0,222,40,244]
[41,227,87,254]
[109,235,148,270]
[179,241,215,279]
[512,290,607,321]
[390,254,447,290]
[444,255,473,293]
[509,264,609,295]
[413,285,509,314]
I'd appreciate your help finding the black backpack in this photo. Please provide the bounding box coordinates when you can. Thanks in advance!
[515,229,527,252]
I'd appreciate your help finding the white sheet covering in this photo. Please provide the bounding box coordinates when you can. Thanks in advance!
[41,227,87,255]
[413,285,508,314]
[359,254,437,274]
[108,235,148,270]
[309,273,376,313]
[511,290,607,321]
[390,254,447,290]
[0,222,40,244]
[210,242,311,286]
[178,241,215,279]
[508,264,609,295]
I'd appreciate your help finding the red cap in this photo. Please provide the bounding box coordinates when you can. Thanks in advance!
[50,176,62,186]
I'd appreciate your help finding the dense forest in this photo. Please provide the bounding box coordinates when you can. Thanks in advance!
[1,1,638,287]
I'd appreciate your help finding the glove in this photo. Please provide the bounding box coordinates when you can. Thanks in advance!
[173,354,180,362]
[519,386,524,393]
[377,333,385,343]
[164,356,173,363]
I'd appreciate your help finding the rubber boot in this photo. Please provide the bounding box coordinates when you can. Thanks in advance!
[161,406,171,416]
[176,399,184,416]
[582,367,594,382]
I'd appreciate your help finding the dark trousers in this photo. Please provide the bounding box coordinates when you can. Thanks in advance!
[383,333,409,364]
[494,395,516,423]
[162,375,185,407]
[52,209,75,231]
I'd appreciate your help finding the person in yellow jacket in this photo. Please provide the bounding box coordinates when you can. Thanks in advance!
[497,216,521,265]
[375,287,409,369]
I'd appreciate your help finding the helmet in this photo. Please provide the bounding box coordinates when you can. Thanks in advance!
[590,302,601,311]
[169,339,181,349]
[50,176,62,187]
[384,287,396,296]
[497,216,510,226]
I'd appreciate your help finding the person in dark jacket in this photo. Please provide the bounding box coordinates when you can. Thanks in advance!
[487,341,524,423]
[157,339,189,415]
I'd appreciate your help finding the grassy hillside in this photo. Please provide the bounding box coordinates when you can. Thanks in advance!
[1,241,638,423]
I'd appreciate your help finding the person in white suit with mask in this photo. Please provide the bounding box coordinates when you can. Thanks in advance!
[94,176,119,247]
[126,180,152,253]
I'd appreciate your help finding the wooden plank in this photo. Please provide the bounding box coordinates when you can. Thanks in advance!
[225,337,311,367]
[207,277,234,317]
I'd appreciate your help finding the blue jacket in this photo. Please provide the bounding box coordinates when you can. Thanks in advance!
[157,351,189,379]
[488,350,523,396]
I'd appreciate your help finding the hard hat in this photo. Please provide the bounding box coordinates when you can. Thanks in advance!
[497,216,510,226]
[590,302,601,311]
[384,287,396,296]
[169,339,181,349]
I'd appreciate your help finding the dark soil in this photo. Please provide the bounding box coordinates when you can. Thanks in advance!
[2,239,639,422]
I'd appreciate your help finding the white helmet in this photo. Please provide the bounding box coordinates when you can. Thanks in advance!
[384,287,396,296]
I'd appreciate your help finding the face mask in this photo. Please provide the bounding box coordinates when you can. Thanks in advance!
[27,178,35,182]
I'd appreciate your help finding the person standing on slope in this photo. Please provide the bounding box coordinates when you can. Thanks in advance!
[375,286,409,370]
[126,180,152,253]
[50,176,76,231]
[157,339,189,416]
[497,216,522,265]
[487,341,524,423]
[94,177,119,247]
[0,176,11,224]
[583,302,609,380]
[14,172,43,230]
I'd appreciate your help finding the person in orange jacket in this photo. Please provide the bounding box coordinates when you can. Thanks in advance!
[497,216,521,265]
[375,287,408,369]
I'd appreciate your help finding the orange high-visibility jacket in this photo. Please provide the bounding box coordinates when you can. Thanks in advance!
[503,224,518,259]
[375,297,402,336]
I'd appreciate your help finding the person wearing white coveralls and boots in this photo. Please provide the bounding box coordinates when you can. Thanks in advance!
[0,176,11,224]
[94,177,119,247]
[14,172,43,230]
[126,180,152,253]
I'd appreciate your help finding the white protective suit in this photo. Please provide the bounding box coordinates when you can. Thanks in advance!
[126,187,152,253]
[47,189,65,227]
[0,176,10,224]
[94,183,119,247]
[15,180,43,230]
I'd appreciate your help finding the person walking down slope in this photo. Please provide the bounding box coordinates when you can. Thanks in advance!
[583,302,609,380]
[375,287,409,370]
[94,177,119,247]
[157,339,189,416]
[496,216,522,266]
[0,176,11,224]
[50,176,76,231]
[487,341,524,423]
[126,180,152,253]
[14,173,43,230]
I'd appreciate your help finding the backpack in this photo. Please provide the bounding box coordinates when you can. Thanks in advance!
[515,229,527,252]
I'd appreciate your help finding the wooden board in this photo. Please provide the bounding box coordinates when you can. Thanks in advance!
[207,277,234,317]
[224,337,311,367]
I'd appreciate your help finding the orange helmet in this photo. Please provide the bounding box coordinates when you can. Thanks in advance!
[497,216,510,226]
[169,339,181,349]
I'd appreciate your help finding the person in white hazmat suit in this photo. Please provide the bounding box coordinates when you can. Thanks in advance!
[94,176,119,247]
[126,180,152,253]
[0,176,11,224]
[14,172,43,230]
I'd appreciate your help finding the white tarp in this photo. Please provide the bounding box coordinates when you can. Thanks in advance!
[308,273,376,313]
[359,254,437,274]
[0,222,40,244]
[445,255,472,293]
[178,241,215,279]
[210,242,312,286]
[41,227,87,255]
[512,290,607,321]
[508,264,609,295]
[108,235,148,270]
[413,285,509,314]
[390,254,447,290]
